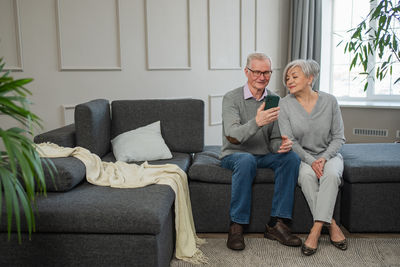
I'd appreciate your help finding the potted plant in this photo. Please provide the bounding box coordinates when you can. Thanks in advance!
[0,58,52,242]
[341,0,400,91]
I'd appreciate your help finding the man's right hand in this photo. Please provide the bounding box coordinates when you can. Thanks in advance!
[255,102,280,127]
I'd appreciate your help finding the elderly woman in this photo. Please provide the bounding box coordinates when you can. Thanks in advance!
[278,59,347,256]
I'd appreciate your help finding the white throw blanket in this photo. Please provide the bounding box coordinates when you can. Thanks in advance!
[36,143,207,264]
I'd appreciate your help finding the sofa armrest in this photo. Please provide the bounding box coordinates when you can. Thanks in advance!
[34,124,76,148]
[75,99,111,157]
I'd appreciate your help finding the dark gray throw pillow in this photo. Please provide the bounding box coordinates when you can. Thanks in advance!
[40,157,86,192]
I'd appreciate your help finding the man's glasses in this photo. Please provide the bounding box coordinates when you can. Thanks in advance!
[247,67,273,77]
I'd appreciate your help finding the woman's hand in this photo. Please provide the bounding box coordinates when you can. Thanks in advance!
[311,157,327,179]
[277,135,293,153]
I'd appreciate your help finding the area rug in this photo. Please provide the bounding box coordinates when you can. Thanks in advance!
[170,236,400,267]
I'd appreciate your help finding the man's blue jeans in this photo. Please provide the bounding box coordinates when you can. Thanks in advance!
[221,151,300,224]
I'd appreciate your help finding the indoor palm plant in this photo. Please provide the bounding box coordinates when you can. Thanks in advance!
[341,0,400,91]
[0,58,52,242]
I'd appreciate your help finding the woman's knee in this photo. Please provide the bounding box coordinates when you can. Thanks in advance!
[298,172,317,187]
[320,171,341,186]
[298,163,317,186]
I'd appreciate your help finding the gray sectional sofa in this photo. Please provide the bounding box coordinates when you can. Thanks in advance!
[1,98,399,267]
[0,98,204,267]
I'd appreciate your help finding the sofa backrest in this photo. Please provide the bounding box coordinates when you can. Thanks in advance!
[75,99,111,157]
[111,99,204,153]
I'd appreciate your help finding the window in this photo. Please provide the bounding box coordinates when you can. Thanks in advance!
[322,0,400,102]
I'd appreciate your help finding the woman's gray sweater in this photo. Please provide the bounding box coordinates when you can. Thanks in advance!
[278,91,345,165]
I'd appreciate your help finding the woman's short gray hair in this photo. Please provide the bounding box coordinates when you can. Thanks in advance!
[246,52,272,68]
[282,59,320,88]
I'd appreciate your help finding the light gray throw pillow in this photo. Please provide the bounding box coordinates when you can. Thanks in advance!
[111,121,172,162]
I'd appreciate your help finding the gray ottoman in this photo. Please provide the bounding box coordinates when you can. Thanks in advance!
[340,143,400,232]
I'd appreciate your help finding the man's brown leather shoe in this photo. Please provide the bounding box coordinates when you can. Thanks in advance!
[264,219,302,247]
[227,222,245,250]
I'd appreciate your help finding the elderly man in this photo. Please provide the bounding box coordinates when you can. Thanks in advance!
[221,52,301,250]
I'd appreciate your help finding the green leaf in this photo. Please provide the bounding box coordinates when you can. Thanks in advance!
[0,130,18,176]
[350,54,358,69]
[376,65,381,77]
[378,15,387,28]
[0,59,5,72]
[0,168,17,240]
[381,60,389,70]
[16,182,35,236]
[0,78,33,93]
[378,41,385,58]
[368,42,373,55]
[344,42,349,52]
[11,184,22,243]
[371,3,383,19]
[385,34,391,45]
[363,81,369,91]
[14,144,35,200]
[351,27,362,39]
[41,157,56,192]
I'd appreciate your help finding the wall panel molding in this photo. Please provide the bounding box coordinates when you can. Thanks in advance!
[208,0,241,70]
[56,0,122,71]
[208,94,223,126]
[62,104,75,125]
[241,0,256,65]
[145,0,191,70]
[255,0,285,69]
[0,0,23,71]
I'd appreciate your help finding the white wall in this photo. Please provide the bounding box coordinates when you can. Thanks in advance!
[0,0,290,145]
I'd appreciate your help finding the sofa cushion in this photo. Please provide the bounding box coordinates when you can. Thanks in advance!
[0,182,175,235]
[17,157,85,193]
[188,146,275,184]
[111,121,172,162]
[111,99,204,153]
[341,143,400,183]
[75,99,111,157]
[102,151,192,173]
[41,157,86,192]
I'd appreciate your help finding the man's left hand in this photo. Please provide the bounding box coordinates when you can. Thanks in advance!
[277,135,292,153]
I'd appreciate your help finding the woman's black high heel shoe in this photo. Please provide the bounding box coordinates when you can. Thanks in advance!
[330,238,348,250]
[301,243,317,256]
[325,224,348,251]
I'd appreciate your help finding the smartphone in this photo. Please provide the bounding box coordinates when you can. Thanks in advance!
[264,95,280,110]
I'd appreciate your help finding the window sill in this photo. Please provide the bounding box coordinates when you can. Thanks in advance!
[338,100,400,109]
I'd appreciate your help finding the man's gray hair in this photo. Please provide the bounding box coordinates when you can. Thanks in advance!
[282,59,320,88]
[246,52,272,68]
